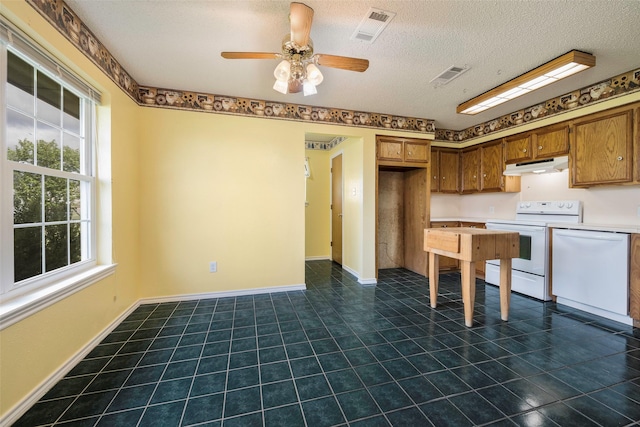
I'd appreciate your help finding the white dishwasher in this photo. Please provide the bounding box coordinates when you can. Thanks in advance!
[552,228,631,325]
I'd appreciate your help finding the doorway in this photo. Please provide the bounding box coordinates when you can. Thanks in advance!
[331,154,343,265]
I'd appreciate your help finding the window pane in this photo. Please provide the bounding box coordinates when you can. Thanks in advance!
[70,223,81,264]
[63,89,81,134]
[7,51,34,113]
[7,109,35,164]
[14,227,42,282]
[45,224,68,272]
[36,121,61,169]
[37,70,61,125]
[69,179,80,220]
[14,171,42,224]
[45,176,67,222]
[63,133,81,173]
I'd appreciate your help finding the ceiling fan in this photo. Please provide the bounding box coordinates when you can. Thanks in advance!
[221,2,369,96]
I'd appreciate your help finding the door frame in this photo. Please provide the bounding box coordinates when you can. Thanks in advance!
[330,150,344,264]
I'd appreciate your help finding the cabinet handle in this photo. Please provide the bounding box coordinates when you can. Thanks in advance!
[397,151,400,155]
[538,146,543,150]
[523,148,527,153]
[618,156,623,161]
[408,151,412,155]
[483,174,487,177]
[442,176,446,180]
[433,176,437,180]
[473,175,476,179]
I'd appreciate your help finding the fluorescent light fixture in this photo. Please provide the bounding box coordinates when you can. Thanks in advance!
[457,50,595,115]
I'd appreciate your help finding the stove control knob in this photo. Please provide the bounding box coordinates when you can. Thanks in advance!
[566,202,573,208]
[525,202,531,208]
[519,203,525,208]
[557,202,564,208]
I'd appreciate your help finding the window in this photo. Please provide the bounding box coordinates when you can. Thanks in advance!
[1,20,100,300]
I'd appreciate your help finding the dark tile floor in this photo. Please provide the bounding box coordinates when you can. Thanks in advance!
[14,260,640,426]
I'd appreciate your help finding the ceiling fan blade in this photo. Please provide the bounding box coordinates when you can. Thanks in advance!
[316,54,369,72]
[290,2,314,47]
[221,52,279,60]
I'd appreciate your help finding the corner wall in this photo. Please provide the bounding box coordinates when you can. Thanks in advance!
[0,1,142,418]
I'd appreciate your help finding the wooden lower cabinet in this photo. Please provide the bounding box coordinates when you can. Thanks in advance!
[630,234,640,326]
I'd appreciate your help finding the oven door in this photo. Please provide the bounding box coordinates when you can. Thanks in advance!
[485,222,547,276]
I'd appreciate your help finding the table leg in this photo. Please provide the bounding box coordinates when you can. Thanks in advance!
[499,258,512,321]
[428,252,439,308]
[460,261,476,327]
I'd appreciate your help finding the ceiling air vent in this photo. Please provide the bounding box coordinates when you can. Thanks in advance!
[430,65,470,86]
[350,8,396,44]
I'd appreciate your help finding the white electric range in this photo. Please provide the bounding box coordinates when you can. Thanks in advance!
[484,200,583,301]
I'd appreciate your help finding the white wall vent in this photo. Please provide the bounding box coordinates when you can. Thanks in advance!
[429,65,470,86]
[350,8,396,44]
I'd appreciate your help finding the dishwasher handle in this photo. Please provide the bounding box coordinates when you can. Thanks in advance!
[554,230,627,242]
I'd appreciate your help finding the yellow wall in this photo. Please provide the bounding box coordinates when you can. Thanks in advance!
[0,2,141,417]
[304,149,331,259]
[137,108,307,296]
[0,2,430,420]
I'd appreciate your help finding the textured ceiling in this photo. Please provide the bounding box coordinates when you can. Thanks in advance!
[64,0,640,131]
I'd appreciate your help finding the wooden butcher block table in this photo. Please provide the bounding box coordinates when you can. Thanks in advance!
[424,227,520,327]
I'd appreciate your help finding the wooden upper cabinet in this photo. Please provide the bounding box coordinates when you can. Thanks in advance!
[534,126,569,159]
[377,138,404,161]
[405,142,429,162]
[376,136,430,165]
[480,142,504,192]
[461,147,480,194]
[439,149,460,193]
[430,150,440,192]
[505,134,532,164]
[570,108,634,187]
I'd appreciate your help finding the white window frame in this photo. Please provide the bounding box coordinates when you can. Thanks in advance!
[0,17,113,329]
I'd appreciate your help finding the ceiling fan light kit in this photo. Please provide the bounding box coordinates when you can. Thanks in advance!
[222,2,369,97]
[457,50,596,115]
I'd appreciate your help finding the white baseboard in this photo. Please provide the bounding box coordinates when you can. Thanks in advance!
[0,302,140,427]
[305,256,330,261]
[1,282,307,426]
[339,265,376,286]
[139,283,307,305]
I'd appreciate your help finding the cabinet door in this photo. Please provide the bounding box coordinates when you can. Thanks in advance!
[439,150,459,193]
[405,142,429,162]
[534,126,569,159]
[430,150,440,192]
[461,148,480,194]
[505,135,532,164]
[571,109,633,187]
[480,142,503,192]
[377,139,403,161]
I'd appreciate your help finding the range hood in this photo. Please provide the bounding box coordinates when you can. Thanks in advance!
[503,156,568,176]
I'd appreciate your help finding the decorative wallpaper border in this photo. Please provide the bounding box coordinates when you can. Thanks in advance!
[23,0,640,144]
[435,68,640,142]
[305,137,347,150]
[24,0,436,136]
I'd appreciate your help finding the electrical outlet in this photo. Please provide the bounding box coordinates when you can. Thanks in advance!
[209,261,217,273]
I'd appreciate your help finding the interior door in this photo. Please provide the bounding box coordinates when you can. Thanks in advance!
[331,154,343,265]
